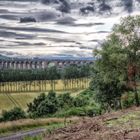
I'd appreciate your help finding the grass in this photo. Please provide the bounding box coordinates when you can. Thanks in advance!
[106,109,140,130]
[0,90,84,113]
[23,122,67,140]
[23,135,43,140]
[0,92,41,113]
[0,117,79,136]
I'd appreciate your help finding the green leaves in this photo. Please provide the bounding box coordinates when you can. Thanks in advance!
[90,15,140,109]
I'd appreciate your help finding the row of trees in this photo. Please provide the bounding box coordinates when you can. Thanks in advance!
[0,65,91,92]
[0,65,91,82]
[0,78,90,93]
[90,16,140,109]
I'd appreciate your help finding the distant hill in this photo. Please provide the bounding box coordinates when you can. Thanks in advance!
[0,55,10,60]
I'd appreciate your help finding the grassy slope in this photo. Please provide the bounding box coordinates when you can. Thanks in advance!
[106,107,140,130]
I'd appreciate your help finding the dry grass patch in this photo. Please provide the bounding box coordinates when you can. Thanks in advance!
[0,117,79,135]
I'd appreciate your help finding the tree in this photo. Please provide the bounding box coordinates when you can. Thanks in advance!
[1,107,26,121]
[113,16,140,106]
[90,34,127,110]
[27,91,59,117]
[90,16,140,109]
[27,93,46,114]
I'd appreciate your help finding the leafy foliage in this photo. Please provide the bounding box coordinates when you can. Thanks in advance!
[27,89,99,118]
[90,15,140,109]
[1,107,26,122]
[27,91,59,117]
[0,65,91,82]
[121,92,137,108]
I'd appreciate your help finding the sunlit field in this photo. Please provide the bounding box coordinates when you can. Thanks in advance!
[0,90,85,113]
[0,78,90,93]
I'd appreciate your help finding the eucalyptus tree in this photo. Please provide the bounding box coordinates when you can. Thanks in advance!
[90,34,127,110]
[113,16,140,106]
[90,15,140,108]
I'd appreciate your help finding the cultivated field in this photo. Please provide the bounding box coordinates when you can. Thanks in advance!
[0,78,90,93]
[0,90,84,113]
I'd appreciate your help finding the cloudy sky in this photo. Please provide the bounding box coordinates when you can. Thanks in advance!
[0,0,140,59]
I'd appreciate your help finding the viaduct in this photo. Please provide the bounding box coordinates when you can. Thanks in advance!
[0,59,93,70]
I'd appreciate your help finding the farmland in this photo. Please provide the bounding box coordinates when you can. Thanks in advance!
[0,78,90,93]
[0,90,85,113]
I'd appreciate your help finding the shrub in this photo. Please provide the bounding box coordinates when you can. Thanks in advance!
[79,89,95,100]
[37,98,58,117]
[121,92,135,108]
[27,90,101,118]
[2,107,26,121]
[54,105,102,118]
[28,91,59,117]
[84,105,102,117]
[57,93,74,109]
[73,96,88,107]
[53,107,85,117]
[27,93,46,113]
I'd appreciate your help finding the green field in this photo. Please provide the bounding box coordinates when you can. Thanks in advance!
[0,90,83,113]
[0,78,90,113]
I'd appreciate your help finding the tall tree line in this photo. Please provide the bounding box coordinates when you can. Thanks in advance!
[0,65,91,92]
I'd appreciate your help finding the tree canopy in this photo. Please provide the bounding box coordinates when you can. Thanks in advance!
[90,16,140,109]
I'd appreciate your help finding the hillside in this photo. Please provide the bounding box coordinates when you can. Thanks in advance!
[45,107,140,140]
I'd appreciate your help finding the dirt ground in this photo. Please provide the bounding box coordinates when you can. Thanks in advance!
[45,107,140,140]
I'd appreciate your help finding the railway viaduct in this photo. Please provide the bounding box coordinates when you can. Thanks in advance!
[0,59,93,70]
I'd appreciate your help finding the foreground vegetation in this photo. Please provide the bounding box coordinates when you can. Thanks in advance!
[0,117,79,136]
[45,107,140,140]
[0,90,101,121]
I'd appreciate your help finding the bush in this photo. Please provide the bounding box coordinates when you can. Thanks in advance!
[84,105,102,117]
[27,93,46,113]
[27,90,101,118]
[53,107,85,117]
[1,107,26,121]
[57,93,74,109]
[74,96,88,107]
[28,91,59,117]
[79,89,95,99]
[121,92,135,108]
[54,105,102,118]
[37,98,58,117]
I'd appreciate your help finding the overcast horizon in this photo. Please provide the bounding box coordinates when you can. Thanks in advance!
[0,0,140,59]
